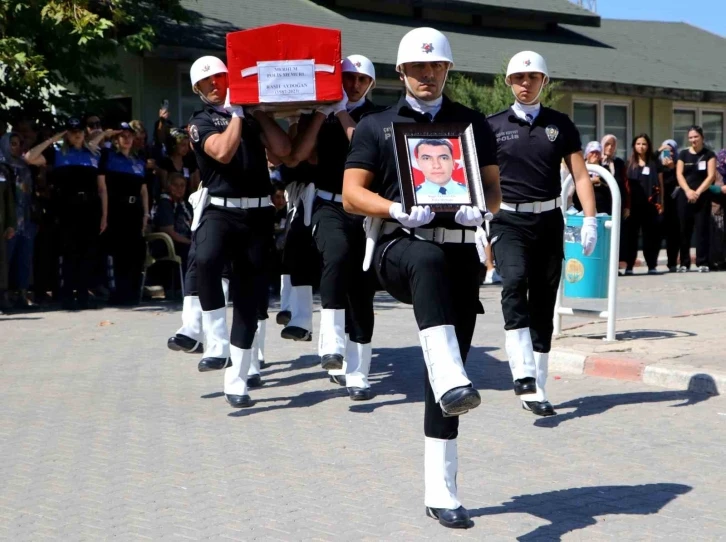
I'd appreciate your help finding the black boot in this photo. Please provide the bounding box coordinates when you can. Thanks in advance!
[321,353,343,370]
[281,326,312,341]
[197,357,231,372]
[513,377,536,396]
[522,400,556,416]
[247,374,263,388]
[167,334,203,353]
[440,386,481,417]
[329,374,346,386]
[347,387,373,401]
[276,310,291,325]
[225,394,252,408]
[426,506,473,529]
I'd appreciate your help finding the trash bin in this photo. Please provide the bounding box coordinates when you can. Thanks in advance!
[563,215,611,298]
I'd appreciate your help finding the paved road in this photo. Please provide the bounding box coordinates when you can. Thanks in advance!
[1,287,725,540]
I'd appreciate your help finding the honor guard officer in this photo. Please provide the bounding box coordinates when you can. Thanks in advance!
[487,51,597,417]
[188,55,290,408]
[287,54,378,400]
[343,28,501,529]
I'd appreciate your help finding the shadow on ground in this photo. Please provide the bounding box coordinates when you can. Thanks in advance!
[470,483,692,541]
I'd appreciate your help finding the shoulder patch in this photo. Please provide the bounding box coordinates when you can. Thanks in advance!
[189,125,200,143]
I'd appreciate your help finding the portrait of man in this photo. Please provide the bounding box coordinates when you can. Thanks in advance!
[409,138,471,204]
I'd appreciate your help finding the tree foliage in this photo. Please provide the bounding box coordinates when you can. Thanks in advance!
[446,69,562,117]
[0,0,194,126]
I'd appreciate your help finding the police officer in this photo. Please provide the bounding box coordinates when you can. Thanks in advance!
[188,55,290,408]
[487,51,597,417]
[343,27,501,529]
[101,122,149,306]
[24,118,107,310]
[288,55,378,400]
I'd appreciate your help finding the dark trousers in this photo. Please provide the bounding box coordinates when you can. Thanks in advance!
[677,191,711,268]
[312,199,375,344]
[194,205,273,349]
[374,230,482,441]
[107,209,145,305]
[663,190,681,268]
[58,203,100,303]
[490,209,564,353]
[282,205,320,288]
[625,201,661,270]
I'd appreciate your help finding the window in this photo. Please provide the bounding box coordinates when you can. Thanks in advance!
[673,108,725,151]
[573,100,630,160]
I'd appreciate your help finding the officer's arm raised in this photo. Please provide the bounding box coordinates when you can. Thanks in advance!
[203,117,243,165]
[343,169,393,218]
[565,151,596,217]
[480,165,501,214]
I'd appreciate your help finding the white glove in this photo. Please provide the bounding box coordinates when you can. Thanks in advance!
[474,226,489,264]
[301,183,316,227]
[581,216,598,256]
[285,182,300,214]
[389,202,435,229]
[223,90,245,118]
[454,206,483,227]
[333,91,348,114]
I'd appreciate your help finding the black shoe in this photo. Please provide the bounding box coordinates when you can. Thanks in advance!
[76,298,98,311]
[225,394,252,408]
[197,357,231,372]
[348,387,373,401]
[321,353,344,370]
[259,359,267,370]
[167,334,203,353]
[329,374,346,386]
[276,310,291,325]
[440,386,481,417]
[522,400,556,416]
[426,506,473,529]
[513,377,536,396]
[247,374,263,388]
[281,326,312,341]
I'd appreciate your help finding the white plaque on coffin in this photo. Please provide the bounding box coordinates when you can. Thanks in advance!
[256,60,317,103]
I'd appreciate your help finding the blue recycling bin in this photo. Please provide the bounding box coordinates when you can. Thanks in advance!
[563,215,612,299]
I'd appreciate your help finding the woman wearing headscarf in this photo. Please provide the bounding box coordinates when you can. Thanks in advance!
[658,139,681,271]
[1,132,37,306]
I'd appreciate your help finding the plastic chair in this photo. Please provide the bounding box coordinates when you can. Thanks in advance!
[141,232,185,300]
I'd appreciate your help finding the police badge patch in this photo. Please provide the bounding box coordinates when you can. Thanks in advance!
[190,125,200,143]
[546,125,559,142]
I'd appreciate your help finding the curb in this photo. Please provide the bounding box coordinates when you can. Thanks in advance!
[549,349,724,395]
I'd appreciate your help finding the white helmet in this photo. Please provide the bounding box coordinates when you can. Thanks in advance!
[505,51,549,86]
[395,27,454,72]
[190,56,228,90]
[342,54,376,81]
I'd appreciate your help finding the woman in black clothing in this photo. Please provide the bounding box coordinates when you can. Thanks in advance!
[675,126,717,272]
[658,139,681,272]
[624,133,664,275]
[158,128,200,195]
[601,134,630,264]
[101,122,150,305]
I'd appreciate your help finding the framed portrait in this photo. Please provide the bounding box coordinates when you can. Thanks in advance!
[392,122,486,214]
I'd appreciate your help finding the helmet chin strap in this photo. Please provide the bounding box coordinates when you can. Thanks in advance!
[347,80,375,111]
[401,65,449,116]
[510,76,547,106]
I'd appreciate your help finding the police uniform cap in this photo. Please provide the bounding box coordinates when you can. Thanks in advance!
[65,117,84,131]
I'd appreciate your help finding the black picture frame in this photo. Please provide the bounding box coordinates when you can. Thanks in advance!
[392,122,486,214]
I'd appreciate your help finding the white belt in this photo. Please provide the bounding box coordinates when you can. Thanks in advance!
[315,189,343,203]
[209,196,271,209]
[500,197,562,214]
[381,222,476,244]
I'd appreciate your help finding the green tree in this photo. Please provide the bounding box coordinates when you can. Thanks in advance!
[446,69,562,116]
[0,0,195,126]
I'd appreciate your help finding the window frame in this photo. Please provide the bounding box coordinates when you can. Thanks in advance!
[572,98,632,159]
[674,106,725,151]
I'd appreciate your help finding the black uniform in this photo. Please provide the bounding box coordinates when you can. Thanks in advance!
[676,148,716,269]
[345,95,497,440]
[188,105,274,349]
[313,101,378,346]
[487,106,581,354]
[47,146,101,307]
[101,148,146,304]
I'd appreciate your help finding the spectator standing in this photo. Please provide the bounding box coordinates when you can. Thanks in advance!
[1,133,37,307]
[675,126,717,272]
[574,142,613,214]
[23,118,106,310]
[624,134,664,275]
[0,156,16,311]
[601,134,630,265]
[658,139,681,272]
[154,172,192,272]
[158,128,200,194]
[100,122,149,306]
